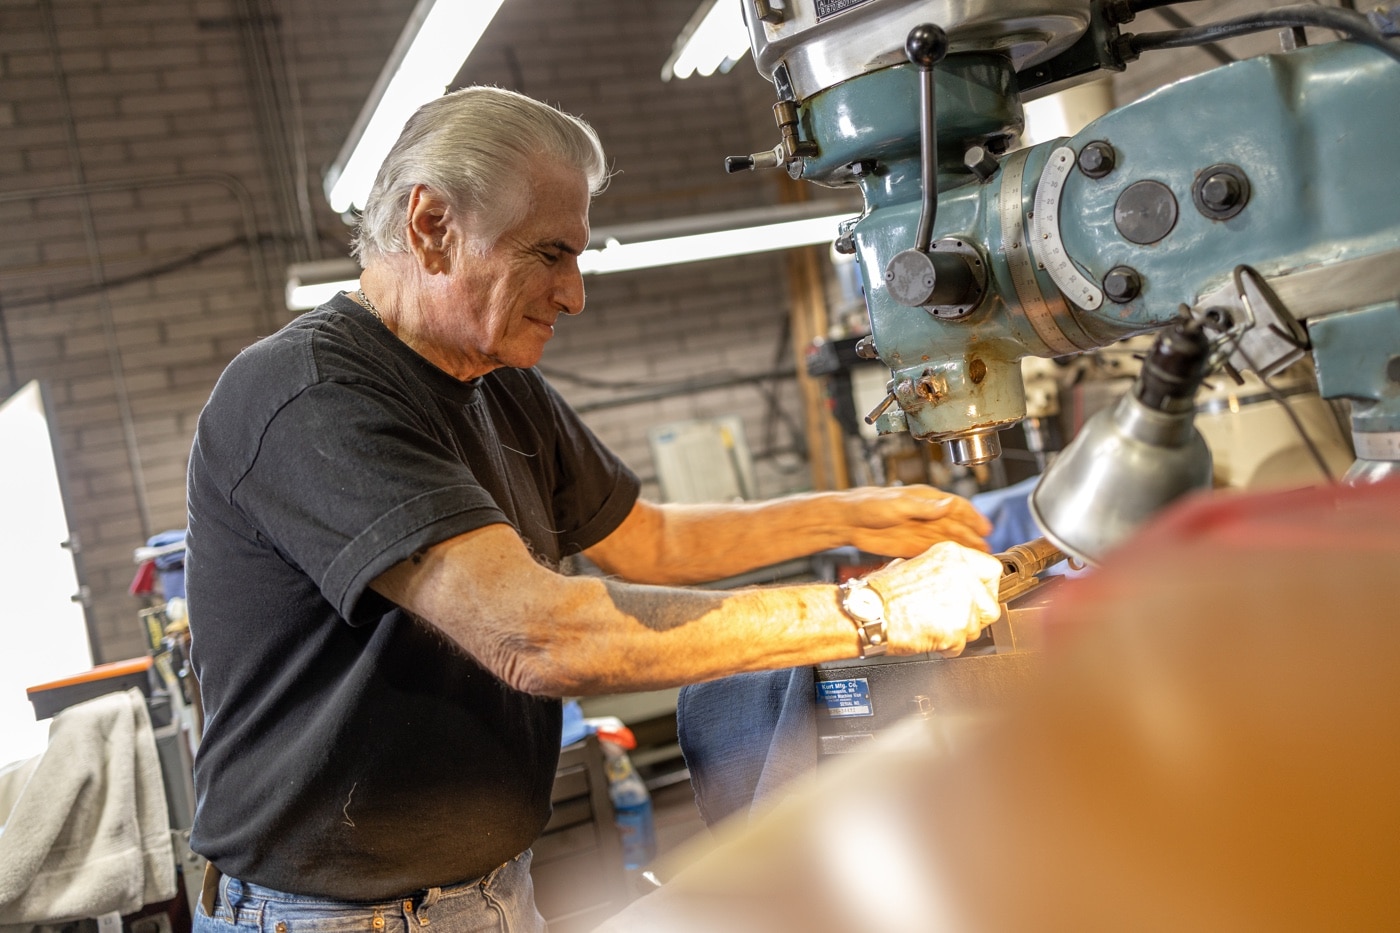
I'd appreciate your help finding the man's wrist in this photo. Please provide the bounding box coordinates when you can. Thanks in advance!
[837,578,889,659]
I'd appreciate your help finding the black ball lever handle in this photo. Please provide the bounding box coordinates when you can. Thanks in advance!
[905,22,949,69]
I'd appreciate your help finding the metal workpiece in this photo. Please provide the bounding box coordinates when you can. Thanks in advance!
[997,536,1067,599]
[984,535,1068,657]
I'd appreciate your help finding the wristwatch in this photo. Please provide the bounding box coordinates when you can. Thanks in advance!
[838,578,888,659]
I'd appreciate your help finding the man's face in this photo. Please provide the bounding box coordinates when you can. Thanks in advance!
[441,160,591,376]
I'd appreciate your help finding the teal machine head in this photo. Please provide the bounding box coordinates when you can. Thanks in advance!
[729,0,1400,560]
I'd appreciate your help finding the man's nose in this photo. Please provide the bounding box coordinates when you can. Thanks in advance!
[557,266,585,316]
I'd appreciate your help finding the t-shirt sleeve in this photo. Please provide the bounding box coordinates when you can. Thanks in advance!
[227,380,507,622]
[535,373,640,555]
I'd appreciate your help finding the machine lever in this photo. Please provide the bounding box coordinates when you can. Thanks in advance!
[906,23,949,252]
[882,24,982,312]
[862,389,898,425]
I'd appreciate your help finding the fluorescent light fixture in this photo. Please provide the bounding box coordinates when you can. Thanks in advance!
[324,0,506,215]
[287,204,858,305]
[580,208,855,275]
[286,259,361,311]
[662,0,752,80]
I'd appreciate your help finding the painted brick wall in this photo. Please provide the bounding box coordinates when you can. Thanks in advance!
[0,0,1309,661]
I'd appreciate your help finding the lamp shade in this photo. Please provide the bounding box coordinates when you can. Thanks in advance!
[1030,392,1213,564]
[1031,320,1216,564]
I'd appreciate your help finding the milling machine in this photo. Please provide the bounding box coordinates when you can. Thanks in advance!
[724,0,1400,742]
[732,0,1398,550]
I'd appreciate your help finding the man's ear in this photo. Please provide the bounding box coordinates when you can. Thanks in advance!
[405,184,454,275]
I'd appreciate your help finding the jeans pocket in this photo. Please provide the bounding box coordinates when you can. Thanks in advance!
[257,905,396,933]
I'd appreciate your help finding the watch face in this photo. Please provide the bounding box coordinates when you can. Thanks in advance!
[845,584,883,621]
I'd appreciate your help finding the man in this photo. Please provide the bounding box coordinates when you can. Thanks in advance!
[186,86,1003,929]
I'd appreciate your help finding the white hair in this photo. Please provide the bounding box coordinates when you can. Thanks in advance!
[352,87,609,262]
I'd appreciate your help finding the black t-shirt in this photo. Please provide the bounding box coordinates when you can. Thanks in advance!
[185,293,639,899]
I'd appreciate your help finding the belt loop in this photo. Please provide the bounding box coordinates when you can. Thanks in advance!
[416,887,441,926]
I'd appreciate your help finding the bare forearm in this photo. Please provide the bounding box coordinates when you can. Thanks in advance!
[373,525,856,695]
[635,494,848,585]
[506,574,855,696]
[589,487,993,586]
[376,522,1001,699]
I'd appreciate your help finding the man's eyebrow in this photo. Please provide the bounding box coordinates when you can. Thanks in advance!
[542,239,581,256]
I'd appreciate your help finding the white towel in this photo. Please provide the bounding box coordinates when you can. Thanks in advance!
[0,687,176,923]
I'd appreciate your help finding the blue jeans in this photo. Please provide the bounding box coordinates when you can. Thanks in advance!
[194,850,546,933]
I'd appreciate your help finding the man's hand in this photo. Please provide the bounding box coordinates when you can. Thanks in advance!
[862,541,1004,657]
[831,485,994,555]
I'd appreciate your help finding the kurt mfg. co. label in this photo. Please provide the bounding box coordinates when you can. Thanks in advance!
[816,678,874,717]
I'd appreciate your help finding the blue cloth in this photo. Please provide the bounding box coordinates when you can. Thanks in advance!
[147,529,187,599]
[676,478,1044,827]
[677,666,817,827]
[194,851,544,932]
[560,699,588,746]
[973,474,1043,554]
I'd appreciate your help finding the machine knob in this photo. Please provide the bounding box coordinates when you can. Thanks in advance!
[725,155,755,174]
[905,22,950,68]
[964,145,1000,181]
[884,247,978,308]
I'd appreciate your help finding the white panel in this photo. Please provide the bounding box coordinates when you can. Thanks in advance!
[0,382,93,767]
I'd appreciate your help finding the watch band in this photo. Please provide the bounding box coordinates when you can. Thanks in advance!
[838,578,889,659]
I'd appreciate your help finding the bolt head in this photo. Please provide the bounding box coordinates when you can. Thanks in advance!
[1201,173,1242,210]
[1103,266,1141,303]
[1078,142,1116,178]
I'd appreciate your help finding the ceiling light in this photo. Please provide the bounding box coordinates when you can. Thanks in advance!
[324,0,506,215]
[662,0,752,81]
[286,204,858,307]
[286,259,360,311]
[580,206,854,275]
